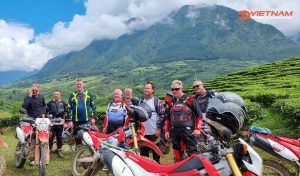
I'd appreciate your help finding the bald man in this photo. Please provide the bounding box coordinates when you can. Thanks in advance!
[103,89,129,134]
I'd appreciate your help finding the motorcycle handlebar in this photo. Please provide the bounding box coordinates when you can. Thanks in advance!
[21,117,35,124]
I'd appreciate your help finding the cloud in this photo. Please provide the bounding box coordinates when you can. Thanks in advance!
[0,20,52,71]
[212,0,300,37]
[0,0,299,71]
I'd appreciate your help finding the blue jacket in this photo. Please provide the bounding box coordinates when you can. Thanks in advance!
[67,90,95,122]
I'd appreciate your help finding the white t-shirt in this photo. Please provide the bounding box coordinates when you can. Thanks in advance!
[142,97,158,135]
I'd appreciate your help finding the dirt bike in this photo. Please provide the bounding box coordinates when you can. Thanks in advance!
[62,117,98,152]
[71,104,164,176]
[94,118,263,176]
[0,132,8,176]
[70,123,164,176]
[242,125,300,176]
[14,109,63,176]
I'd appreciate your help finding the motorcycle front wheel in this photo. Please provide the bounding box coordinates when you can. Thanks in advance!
[71,145,95,176]
[0,155,6,176]
[263,160,292,176]
[39,143,48,176]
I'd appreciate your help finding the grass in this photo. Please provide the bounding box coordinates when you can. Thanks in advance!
[1,127,74,176]
[0,127,174,176]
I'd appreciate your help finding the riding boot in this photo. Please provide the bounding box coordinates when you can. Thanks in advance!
[173,149,184,162]
[57,149,64,158]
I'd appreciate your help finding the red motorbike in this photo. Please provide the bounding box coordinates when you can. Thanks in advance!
[242,125,300,175]
[71,102,263,176]
[0,131,8,176]
[70,121,164,176]
[14,109,63,176]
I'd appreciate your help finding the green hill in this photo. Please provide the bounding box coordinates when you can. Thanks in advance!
[1,57,300,137]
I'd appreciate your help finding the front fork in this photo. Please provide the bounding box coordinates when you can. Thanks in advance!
[226,152,242,176]
[130,122,140,155]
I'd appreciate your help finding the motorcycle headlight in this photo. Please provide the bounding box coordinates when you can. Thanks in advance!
[37,122,48,131]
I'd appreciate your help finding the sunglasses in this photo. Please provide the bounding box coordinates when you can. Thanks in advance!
[193,84,202,89]
[171,88,181,91]
[32,90,38,92]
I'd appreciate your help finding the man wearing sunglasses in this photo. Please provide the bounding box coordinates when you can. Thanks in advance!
[164,80,203,162]
[192,80,215,118]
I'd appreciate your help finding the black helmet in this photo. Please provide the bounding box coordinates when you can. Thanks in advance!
[206,92,246,135]
[130,102,152,122]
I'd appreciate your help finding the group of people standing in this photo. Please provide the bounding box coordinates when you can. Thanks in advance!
[22,79,215,164]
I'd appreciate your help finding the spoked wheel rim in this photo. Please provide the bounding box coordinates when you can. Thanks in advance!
[72,146,94,176]
[263,160,292,176]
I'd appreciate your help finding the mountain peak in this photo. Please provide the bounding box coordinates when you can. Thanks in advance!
[28,4,300,81]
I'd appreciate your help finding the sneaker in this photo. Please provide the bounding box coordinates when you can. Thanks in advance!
[29,160,35,166]
[57,150,64,158]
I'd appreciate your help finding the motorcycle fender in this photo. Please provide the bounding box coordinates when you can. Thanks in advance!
[38,131,49,143]
[16,127,26,144]
[267,138,299,161]
[103,148,134,176]
[128,135,165,157]
[239,138,263,176]
[242,171,257,176]
[0,140,8,148]
[84,131,100,150]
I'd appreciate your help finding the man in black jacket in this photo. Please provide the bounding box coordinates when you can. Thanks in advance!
[22,84,46,165]
[46,90,67,158]
[22,84,46,118]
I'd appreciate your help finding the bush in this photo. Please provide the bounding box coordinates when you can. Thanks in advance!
[273,98,300,124]
[243,100,267,127]
[0,115,21,128]
[246,91,289,107]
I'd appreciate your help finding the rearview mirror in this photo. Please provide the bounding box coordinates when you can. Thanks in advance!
[19,108,27,114]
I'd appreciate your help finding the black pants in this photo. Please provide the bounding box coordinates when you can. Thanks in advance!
[171,127,198,156]
[49,125,63,150]
[140,134,160,163]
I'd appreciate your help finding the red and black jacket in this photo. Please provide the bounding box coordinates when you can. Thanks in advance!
[164,94,202,132]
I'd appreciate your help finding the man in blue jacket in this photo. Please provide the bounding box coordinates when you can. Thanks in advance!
[67,79,95,146]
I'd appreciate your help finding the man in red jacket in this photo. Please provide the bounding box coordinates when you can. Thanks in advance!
[165,80,202,162]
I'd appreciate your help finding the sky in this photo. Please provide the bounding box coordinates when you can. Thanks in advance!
[0,0,299,72]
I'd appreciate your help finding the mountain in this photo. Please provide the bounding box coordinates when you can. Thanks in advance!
[27,5,300,83]
[0,70,38,85]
